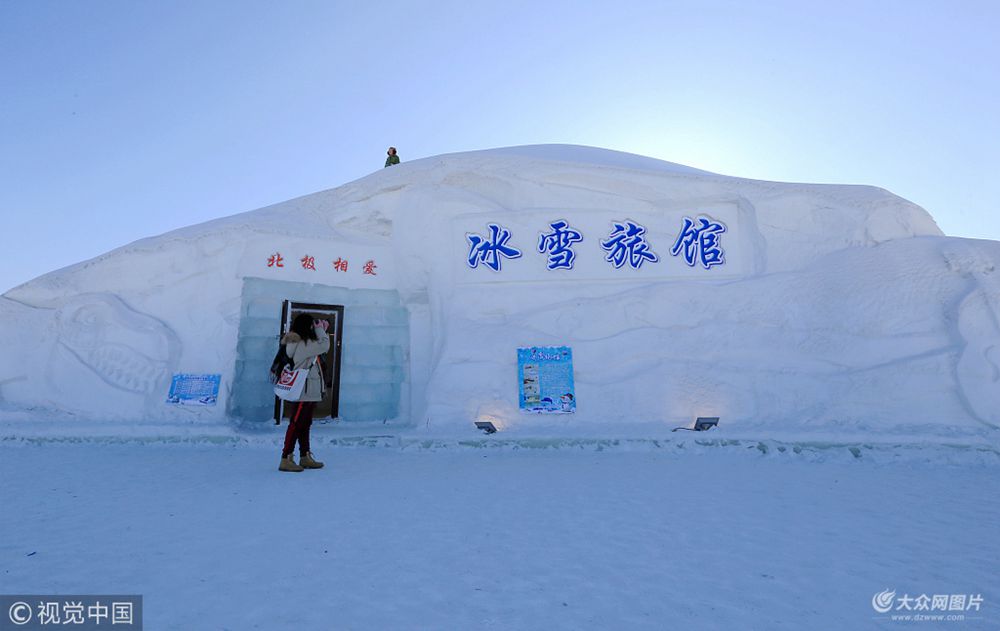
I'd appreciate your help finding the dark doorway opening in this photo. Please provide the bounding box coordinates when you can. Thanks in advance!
[273,301,344,423]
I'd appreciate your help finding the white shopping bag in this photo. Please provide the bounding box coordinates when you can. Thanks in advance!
[273,366,308,401]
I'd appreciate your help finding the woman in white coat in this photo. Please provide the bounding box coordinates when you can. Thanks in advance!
[279,313,330,472]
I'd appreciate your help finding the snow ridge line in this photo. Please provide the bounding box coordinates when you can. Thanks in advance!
[1,433,997,465]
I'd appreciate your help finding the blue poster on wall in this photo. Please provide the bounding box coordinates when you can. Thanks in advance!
[518,347,576,413]
[166,373,221,406]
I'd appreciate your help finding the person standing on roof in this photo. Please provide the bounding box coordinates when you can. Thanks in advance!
[385,146,400,167]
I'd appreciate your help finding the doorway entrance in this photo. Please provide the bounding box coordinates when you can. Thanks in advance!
[273,301,344,423]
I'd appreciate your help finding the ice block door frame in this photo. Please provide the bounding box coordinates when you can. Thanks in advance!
[273,301,345,422]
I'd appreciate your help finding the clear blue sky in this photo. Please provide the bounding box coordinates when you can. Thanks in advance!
[2,0,997,293]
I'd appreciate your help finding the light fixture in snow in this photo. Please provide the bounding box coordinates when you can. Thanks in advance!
[671,417,719,432]
[694,417,719,431]
[475,421,498,434]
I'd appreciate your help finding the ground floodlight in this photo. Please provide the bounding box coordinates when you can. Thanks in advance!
[694,417,719,431]
[672,417,720,432]
[475,421,498,434]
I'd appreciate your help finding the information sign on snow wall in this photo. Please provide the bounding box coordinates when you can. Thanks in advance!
[518,347,576,414]
[166,373,221,406]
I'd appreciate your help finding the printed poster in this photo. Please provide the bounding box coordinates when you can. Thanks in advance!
[518,346,576,413]
[166,373,221,406]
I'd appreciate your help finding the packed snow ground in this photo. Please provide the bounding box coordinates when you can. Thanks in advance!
[2,442,997,630]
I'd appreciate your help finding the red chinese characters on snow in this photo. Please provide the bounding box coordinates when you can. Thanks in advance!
[265,252,379,278]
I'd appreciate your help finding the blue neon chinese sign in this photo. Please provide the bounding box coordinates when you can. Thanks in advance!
[465,215,728,273]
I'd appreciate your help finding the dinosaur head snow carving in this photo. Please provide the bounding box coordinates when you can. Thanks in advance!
[53,293,180,398]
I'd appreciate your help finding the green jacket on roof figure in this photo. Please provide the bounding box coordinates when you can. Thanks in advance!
[385,146,400,167]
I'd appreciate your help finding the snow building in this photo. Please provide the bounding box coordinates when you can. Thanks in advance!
[2,145,999,436]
